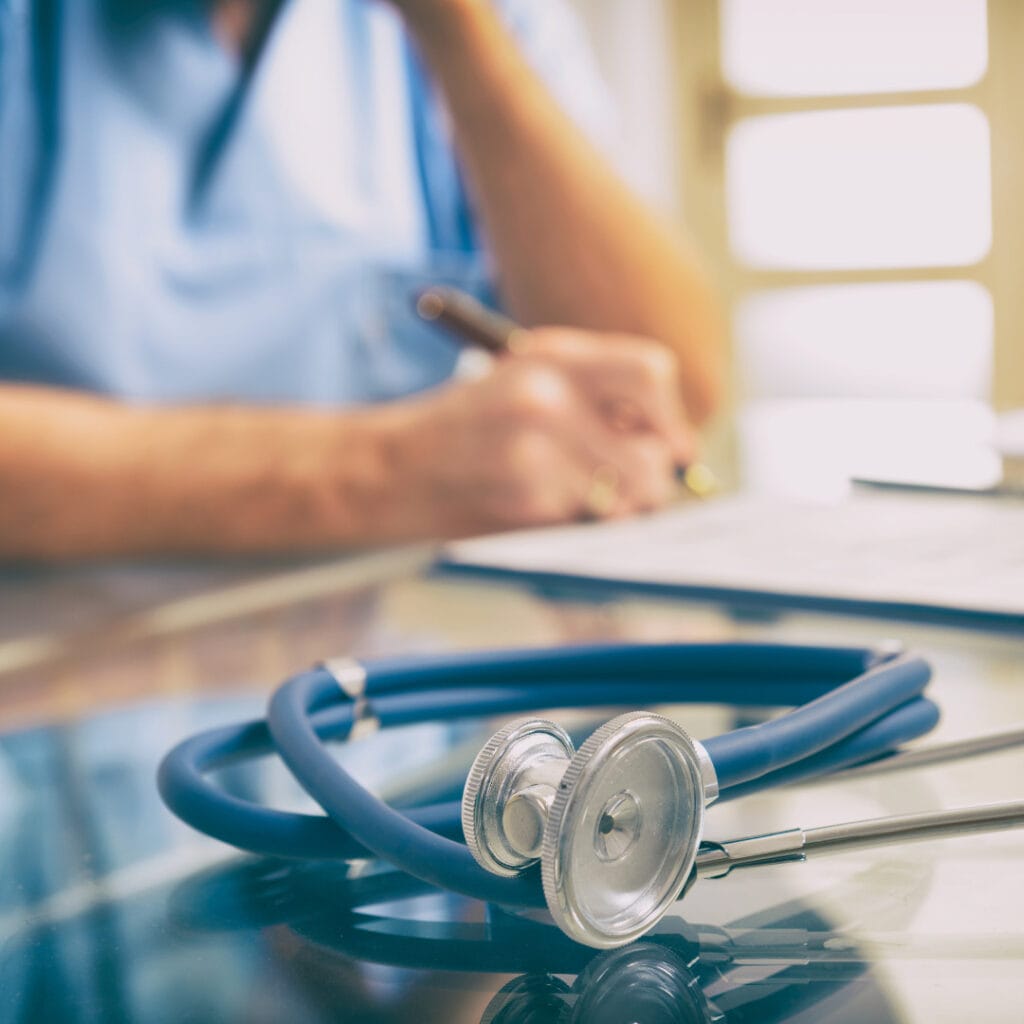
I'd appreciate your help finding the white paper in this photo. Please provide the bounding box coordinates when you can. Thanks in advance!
[445,493,1024,619]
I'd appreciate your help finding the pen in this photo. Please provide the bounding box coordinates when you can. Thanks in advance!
[415,286,719,498]
[416,286,524,355]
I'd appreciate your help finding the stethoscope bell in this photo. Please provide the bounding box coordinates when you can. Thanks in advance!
[463,712,719,948]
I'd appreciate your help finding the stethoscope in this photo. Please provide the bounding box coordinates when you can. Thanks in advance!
[158,641,1024,948]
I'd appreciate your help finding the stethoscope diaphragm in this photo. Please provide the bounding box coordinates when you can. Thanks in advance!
[464,712,716,947]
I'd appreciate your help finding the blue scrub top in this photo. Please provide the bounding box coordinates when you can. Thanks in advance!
[0,0,612,405]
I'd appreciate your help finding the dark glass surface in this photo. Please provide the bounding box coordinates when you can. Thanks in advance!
[1,699,908,1024]
[1,564,1022,1021]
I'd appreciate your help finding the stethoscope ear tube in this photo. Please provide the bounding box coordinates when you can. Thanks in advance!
[703,655,933,789]
[156,691,466,861]
[719,694,940,800]
[267,668,548,907]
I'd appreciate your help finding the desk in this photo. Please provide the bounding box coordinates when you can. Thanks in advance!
[1,557,1022,1022]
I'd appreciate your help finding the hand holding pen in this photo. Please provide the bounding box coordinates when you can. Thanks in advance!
[417,287,716,516]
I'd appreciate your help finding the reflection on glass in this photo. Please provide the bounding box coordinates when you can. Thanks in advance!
[721,0,988,97]
[480,946,712,1024]
[174,860,901,1024]
[4,696,1002,1023]
[735,281,993,400]
[727,105,991,270]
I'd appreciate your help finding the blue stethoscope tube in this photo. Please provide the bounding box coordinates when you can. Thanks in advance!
[159,643,938,908]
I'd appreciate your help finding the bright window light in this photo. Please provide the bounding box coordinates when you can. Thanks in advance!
[735,281,993,400]
[739,399,1002,500]
[722,0,988,97]
[727,104,991,270]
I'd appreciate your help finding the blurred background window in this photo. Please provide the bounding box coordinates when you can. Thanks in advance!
[571,0,1023,499]
[721,0,989,97]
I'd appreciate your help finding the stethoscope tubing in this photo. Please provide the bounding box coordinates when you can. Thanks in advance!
[269,668,545,905]
[158,686,935,862]
[350,643,884,689]
[704,654,933,788]
[159,642,937,905]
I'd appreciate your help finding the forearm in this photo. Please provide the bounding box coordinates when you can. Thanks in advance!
[403,0,724,421]
[0,322,703,559]
[0,386,400,560]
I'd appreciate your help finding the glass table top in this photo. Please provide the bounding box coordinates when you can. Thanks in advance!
[1,558,1022,1022]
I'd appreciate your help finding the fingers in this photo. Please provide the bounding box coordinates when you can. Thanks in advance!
[493,428,676,527]
[493,360,679,523]
[518,328,698,467]
[398,346,690,539]
[571,424,679,520]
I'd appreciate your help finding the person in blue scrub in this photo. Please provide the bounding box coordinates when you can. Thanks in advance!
[0,0,723,559]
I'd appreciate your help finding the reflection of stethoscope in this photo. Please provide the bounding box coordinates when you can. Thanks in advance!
[172,857,921,1024]
[480,945,841,1024]
[159,642,1024,948]
[477,937,902,1024]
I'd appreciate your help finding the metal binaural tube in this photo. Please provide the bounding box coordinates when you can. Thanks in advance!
[695,800,1024,880]
[800,799,1024,854]
[801,726,1024,784]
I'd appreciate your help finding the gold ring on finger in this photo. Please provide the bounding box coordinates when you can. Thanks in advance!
[585,465,620,519]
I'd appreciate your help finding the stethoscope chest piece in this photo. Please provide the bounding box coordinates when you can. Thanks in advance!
[463,712,719,948]
[463,719,577,877]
